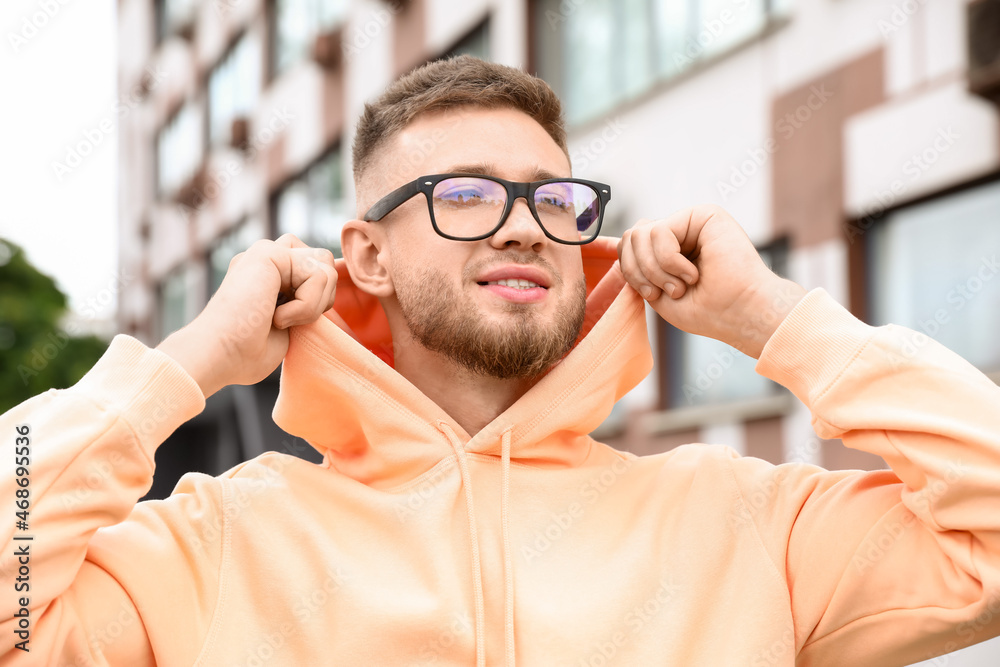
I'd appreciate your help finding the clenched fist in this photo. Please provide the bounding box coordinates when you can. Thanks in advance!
[618,205,806,359]
[157,234,338,398]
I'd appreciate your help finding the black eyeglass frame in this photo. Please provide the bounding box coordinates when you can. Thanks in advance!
[362,173,613,245]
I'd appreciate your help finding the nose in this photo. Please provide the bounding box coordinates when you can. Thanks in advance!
[489,196,548,250]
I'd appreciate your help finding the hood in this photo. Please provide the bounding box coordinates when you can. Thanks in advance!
[272,236,654,667]
[272,236,653,489]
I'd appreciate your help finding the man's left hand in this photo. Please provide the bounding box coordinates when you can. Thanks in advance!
[617,205,807,359]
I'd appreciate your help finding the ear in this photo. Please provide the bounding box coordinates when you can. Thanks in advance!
[342,219,394,298]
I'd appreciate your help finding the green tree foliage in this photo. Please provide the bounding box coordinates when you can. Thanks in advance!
[0,238,108,414]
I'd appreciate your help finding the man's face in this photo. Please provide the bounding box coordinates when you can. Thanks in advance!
[372,106,588,379]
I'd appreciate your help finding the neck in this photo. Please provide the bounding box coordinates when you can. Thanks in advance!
[392,333,537,437]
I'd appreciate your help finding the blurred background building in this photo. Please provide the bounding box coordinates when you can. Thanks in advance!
[117,0,1000,480]
[115,0,999,638]
[111,0,1000,662]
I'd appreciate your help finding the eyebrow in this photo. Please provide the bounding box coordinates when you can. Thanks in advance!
[446,162,568,181]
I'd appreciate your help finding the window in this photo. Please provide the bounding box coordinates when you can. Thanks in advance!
[534,0,782,125]
[270,0,349,76]
[159,264,193,339]
[271,148,349,256]
[441,18,490,61]
[666,239,788,407]
[154,0,197,43]
[868,179,1000,373]
[209,217,266,296]
[157,101,204,197]
[209,33,261,147]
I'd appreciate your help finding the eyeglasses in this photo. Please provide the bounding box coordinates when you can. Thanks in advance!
[362,173,612,245]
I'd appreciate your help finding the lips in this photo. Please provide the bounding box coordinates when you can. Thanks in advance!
[475,263,552,304]
[475,265,552,290]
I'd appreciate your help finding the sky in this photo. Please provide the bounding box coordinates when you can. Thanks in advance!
[0,1,118,335]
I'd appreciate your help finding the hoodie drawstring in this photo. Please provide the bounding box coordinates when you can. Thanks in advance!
[500,426,515,667]
[437,422,516,667]
[438,421,487,667]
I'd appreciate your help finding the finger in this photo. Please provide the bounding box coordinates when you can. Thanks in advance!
[281,247,336,322]
[318,261,338,313]
[651,223,701,285]
[658,205,717,273]
[273,249,337,328]
[274,270,330,327]
[630,225,687,299]
[638,208,710,287]
[273,244,336,311]
[618,229,662,301]
[273,232,309,249]
[658,206,701,257]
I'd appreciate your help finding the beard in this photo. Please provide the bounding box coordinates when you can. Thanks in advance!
[394,256,588,380]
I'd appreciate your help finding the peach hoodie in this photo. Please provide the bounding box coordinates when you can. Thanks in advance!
[3,237,1000,667]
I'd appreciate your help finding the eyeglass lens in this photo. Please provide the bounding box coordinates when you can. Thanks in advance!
[431,177,601,242]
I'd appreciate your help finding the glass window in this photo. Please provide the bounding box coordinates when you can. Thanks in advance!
[209,217,265,296]
[868,179,1000,373]
[441,18,490,61]
[535,0,776,125]
[209,33,261,147]
[159,264,190,339]
[652,0,693,78]
[620,0,657,99]
[155,0,197,42]
[562,0,617,122]
[553,0,659,123]
[272,148,349,256]
[668,241,788,407]
[272,0,349,75]
[773,0,794,15]
[694,0,767,60]
[157,101,204,197]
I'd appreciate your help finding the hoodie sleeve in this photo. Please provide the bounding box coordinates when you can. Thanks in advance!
[0,335,210,666]
[740,288,1000,667]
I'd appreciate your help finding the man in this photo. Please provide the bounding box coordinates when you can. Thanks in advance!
[3,55,1000,666]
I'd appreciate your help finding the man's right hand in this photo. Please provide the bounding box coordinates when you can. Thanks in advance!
[156,234,338,398]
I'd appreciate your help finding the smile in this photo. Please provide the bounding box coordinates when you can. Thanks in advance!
[480,279,544,290]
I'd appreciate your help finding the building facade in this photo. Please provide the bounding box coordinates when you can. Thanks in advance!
[116,1,1000,659]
